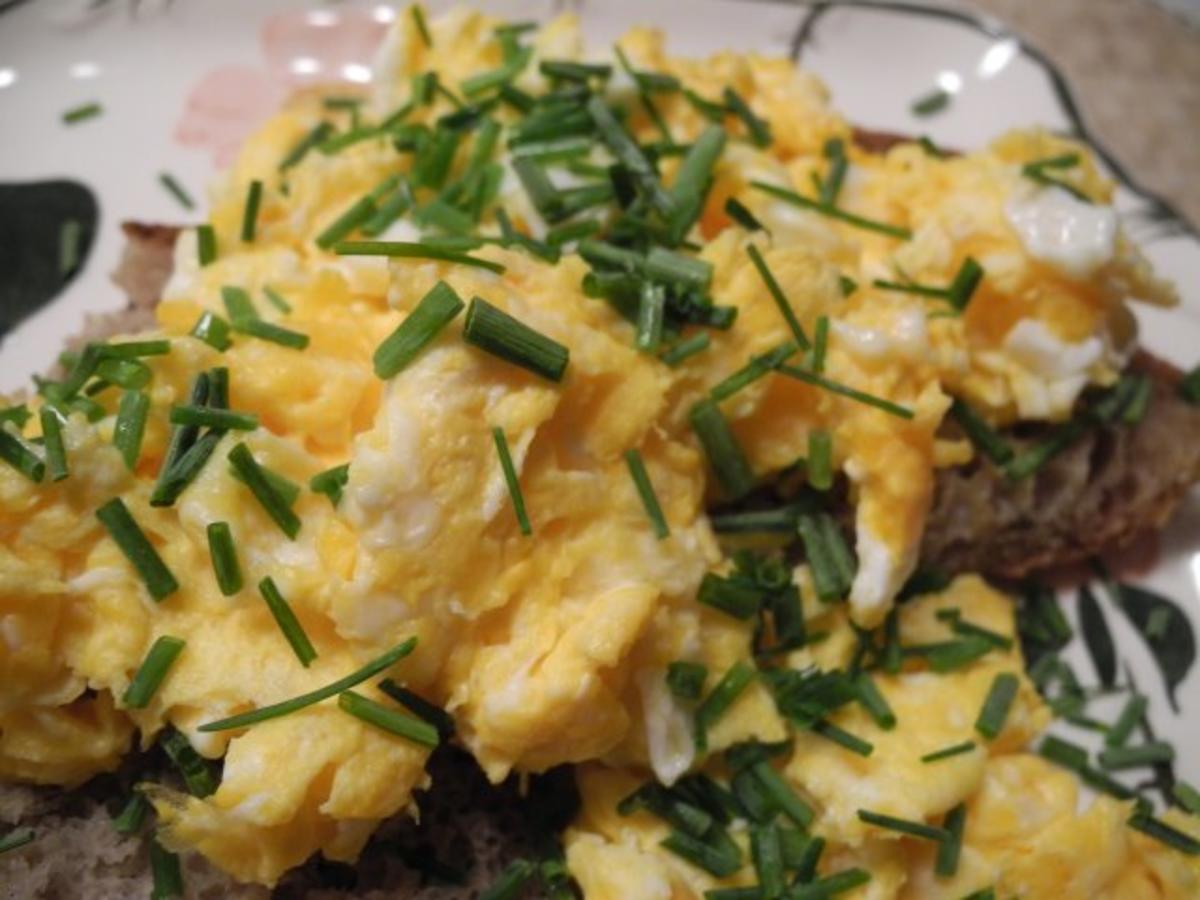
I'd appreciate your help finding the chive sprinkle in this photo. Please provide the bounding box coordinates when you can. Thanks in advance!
[492,427,531,536]
[149,840,184,900]
[949,398,1013,465]
[975,672,1019,739]
[112,793,150,834]
[666,661,708,701]
[190,311,232,351]
[463,297,570,382]
[779,364,915,419]
[280,121,334,170]
[625,448,669,539]
[227,443,301,539]
[59,219,82,276]
[316,195,378,250]
[1128,812,1200,856]
[0,429,45,483]
[936,803,967,876]
[1039,734,1089,771]
[206,522,242,596]
[586,95,673,216]
[335,239,506,274]
[751,180,912,239]
[853,672,896,729]
[151,431,222,507]
[377,679,455,737]
[310,464,350,507]
[725,197,765,232]
[160,728,217,798]
[722,87,770,147]
[797,513,848,603]
[411,4,432,46]
[122,635,185,709]
[710,341,797,402]
[697,572,762,620]
[659,332,710,366]
[39,408,68,482]
[62,101,102,124]
[159,172,195,210]
[480,859,536,900]
[694,661,755,752]
[857,809,950,842]
[169,405,258,432]
[1098,741,1175,771]
[746,243,809,348]
[373,281,465,379]
[240,179,263,242]
[689,398,755,499]
[921,740,977,763]
[1173,781,1200,815]
[808,315,829,374]
[911,88,951,117]
[196,225,217,267]
[0,829,34,856]
[636,283,666,352]
[750,823,785,898]
[258,576,317,667]
[710,506,802,534]
[199,637,417,732]
[95,498,179,601]
[751,760,814,827]
[338,690,440,747]
[790,869,871,899]
[812,719,874,756]
[233,317,309,350]
[807,428,833,490]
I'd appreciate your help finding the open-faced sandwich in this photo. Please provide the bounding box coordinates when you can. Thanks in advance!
[2,6,1199,899]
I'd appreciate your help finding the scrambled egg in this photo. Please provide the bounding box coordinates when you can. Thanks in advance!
[0,5,1192,893]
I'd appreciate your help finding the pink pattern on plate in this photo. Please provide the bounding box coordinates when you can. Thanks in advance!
[175,7,392,167]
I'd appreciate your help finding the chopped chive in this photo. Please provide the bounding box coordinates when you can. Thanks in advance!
[666,661,708,701]
[667,125,727,241]
[636,283,666,353]
[710,506,801,534]
[411,4,432,46]
[190,311,232,351]
[974,672,1019,740]
[936,803,967,876]
[122,635,185,709]
[492,427,531,536]
[112,792,150,834]
[1098,741,1175,771]
[258,576,317,667]
[200,637,417,732]
[1039,734,1090,770]
[1128,812,1200,856]
[206,522,242,596]
[233,317,309,350]
[95,498,179,601]
[807,428,833,491]
[797,513,849,603]
[39,408,68,482]
[1173,781,1200,815]
[335,239,505,274]
[857,809,950,842]
[196,224,216,266]
[479,859,536,900]
[539,59,612,82]
[463,297,569,382]
[809,315,829,374]
[659,332,710,366]
[751,760,814,827]
[778,364,914,419]
[151,431,222,507]
[371,281,464,379]
[151,372,209,504]
[710,341,797,402]
[746,244,809,349]
[922,636,994,672]
[159,172,194,210]
[169,405,258,432]
[338,689,439,746]
[586,95,673,216]
[377,679,455,737]
[661,829,741,877]
[0,429,45,483]
[725,197,765,232]
[818,138,848,207]
[790,869,871,899]
[751,180,912,239]
[149,840,183,900]
[59,218,82,276]
[947,257,984,310]
[625,448,669,539]
[0,405,31,428]
[911,88,951,117]
[697,572,763,620]
[722,87,770,147]
[96,357,151,390]
[316,195,377,250]
[853,672,896,729]
[227,443,301,539]
[1005,418,1089,480]
[0,829,34,856]
[280,121,334,170]
[750,823,785,898]
[689,398,755,500]
[949,399,1013,465]
[921,740,976,763]
[259,286,291,316]
[62,101,102,124]
[694,661,755,751]
[812,719,873,756]
[645,247,713,290]
[310,464,350,507]
[240,179,263,242]
[160,728,217,798]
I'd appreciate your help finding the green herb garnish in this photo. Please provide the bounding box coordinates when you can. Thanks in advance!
[95,498,179,601]
[338,689,439,747]
[149,840,183,899]
[240,179,263,242]
[160,728,218,798]
[689,398,755,499]
[122,636,185,709]
[227,443,301,539]
[921,740,977,763]
[159,172,194,210]
[625,448,669,539]
[39,408,68,482]
[258,576,317,666]
[62,101,102,124]
[974,672,1019,739]
[206,521,243,596]
[492,427,531,536]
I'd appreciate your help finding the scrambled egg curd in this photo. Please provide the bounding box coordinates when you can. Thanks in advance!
[0,5,1194,895]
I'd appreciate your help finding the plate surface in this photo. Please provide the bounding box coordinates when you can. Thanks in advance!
[1,0,1197,791]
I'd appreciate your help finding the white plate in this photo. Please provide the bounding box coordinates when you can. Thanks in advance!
[1,0,1197,794]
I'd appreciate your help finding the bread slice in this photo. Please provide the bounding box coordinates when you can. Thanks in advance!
[4,217,1198,898]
